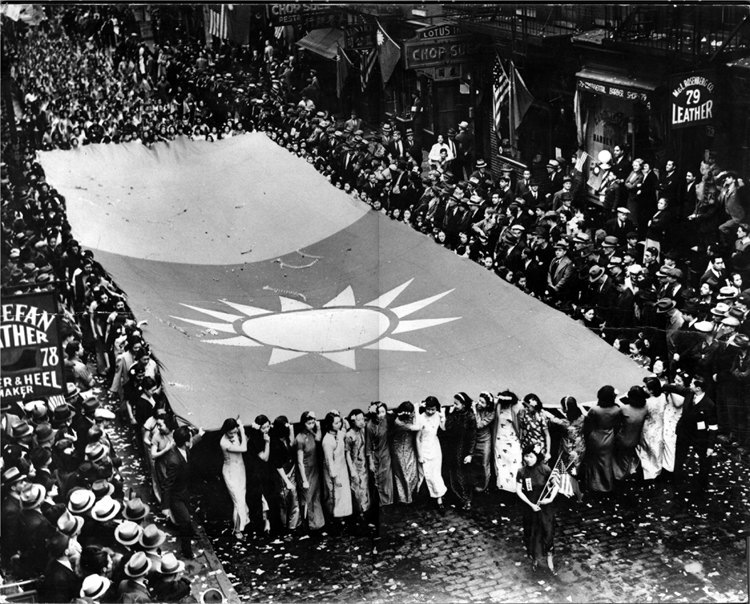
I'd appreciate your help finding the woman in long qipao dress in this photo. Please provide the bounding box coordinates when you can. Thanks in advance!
[471,392,496,493]
[416,396,447,513]
[219,417,250,540]
[493,391,523,493]
[295,411,325,531]
[661,388,685,474]
[366,402,393,507]
[344,409,371,520]
[583,385,622,493]
[392,402,421,504]
[547,396,585,501]
[444,392,477,511]
[321,411,352,522]
[637,377,667,480]
[519,394,551,463]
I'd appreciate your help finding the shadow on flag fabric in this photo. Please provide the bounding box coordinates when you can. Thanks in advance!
[336,43,352,99]
[38,134,649,430]
[376,21,400,87]
[509,61,535,150]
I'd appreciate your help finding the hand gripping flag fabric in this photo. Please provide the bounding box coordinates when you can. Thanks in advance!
[39,134,649,429]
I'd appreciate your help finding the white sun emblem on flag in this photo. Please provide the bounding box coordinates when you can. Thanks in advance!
[376,30,385,46]
[172,280,460,369]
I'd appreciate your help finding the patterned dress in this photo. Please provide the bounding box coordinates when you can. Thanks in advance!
[392,417,421,504]
[494,404,522,492]
[519,408,549,458]
[344,428,370,514]
[548,414,585,476]
[637,394,667,480]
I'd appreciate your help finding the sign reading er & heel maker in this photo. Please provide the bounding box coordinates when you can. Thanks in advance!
[1,292,64,402]
[671,71,716,129]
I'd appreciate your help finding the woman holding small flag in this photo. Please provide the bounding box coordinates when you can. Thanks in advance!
[516,444,561,574]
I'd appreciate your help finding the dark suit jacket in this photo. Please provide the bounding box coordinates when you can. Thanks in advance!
[161,445,190,509]
[664,387,717,449]
[604,217,636,245]
[42,559,82,604]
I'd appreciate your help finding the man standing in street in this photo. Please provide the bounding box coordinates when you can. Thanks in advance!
[455,121,474,181]
[162,425,204,560]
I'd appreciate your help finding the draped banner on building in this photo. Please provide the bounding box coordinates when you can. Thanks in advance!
[39,134,649,429]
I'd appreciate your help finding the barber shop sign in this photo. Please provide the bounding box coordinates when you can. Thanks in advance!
[671,71,716,129]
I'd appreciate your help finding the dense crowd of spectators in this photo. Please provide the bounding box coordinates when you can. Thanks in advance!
[2,5,749,599]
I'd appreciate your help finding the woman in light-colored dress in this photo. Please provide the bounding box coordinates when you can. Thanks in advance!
[661,388,685,473]
[416,396,447,513]
[296,411,325,531]
[391,402,421,504]
[148,412,174,505]
[494,390,524,492]
[637,377,668,480]
[471,392,497,493]
[219,417,250,540]
[321,411,352,522]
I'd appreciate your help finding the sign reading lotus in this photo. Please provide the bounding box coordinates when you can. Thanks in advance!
[172,279,460,369]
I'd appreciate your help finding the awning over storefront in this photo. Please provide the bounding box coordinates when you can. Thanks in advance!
[295,27,345,60]
[576,68,660,103]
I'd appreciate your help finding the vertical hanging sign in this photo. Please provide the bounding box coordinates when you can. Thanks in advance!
[1,292,65,403]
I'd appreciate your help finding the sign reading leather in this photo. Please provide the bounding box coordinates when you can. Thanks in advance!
[671,71,716,129]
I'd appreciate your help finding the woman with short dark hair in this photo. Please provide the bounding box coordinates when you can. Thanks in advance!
[614,386,648,481]
[583,385,622,493]
[296,411,325,531]
[516,445,560,574]
[416,396,447,513]
[321,411,352,525]
[269,416,300,533]
[219,417,249,540]
[519,393,551,463]
[547,396,585,501]
[493,390,523,493]
[365,402,393,508]
[444,392,477,511]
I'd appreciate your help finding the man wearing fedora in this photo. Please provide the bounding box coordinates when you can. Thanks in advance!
[664,376,718,491]
[546,240,575,308]
[454,121,474,181]
[151,552,192,602]
[117,551,153,602]
[41,532,83,604]
[470,159,495,193]
[1,467,30,565]
[18,483,55,576]
[605,207,636,246]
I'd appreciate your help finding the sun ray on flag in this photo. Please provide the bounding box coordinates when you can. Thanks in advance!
[179,304,243,323]
[392,317,461,334]
[269,348,309,365]
[390,289,455,319]
[202,336,262,347]
[320,350,356,369]
[220,300,272,317]
[365,279,413,308]
[323,286,356,307]
[279,297,312,312]
[169,317,237,333]
[364,338,425,352]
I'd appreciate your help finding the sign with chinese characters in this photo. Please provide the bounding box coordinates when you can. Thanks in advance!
[577,78,649,103]
[416,65,465,81]
[345,22,376,50]
[670,71,716,129]
[1,292,64,403]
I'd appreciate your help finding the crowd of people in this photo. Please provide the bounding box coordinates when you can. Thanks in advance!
[1,4,748,599]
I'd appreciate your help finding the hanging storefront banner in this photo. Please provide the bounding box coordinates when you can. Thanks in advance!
[1,291,64,403]
[345,22,376,51]
[670,70,716,129]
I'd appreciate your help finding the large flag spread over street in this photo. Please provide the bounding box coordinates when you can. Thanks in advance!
[39,134,649,430]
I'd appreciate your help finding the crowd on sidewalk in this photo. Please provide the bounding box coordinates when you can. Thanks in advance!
[2,5,749,599]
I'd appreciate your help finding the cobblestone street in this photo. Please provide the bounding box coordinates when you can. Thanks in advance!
[197,442,749,603]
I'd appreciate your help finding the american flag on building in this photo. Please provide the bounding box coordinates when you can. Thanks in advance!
[358,48,378,92]
[493,54,510,137]
[207,5,229,39]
